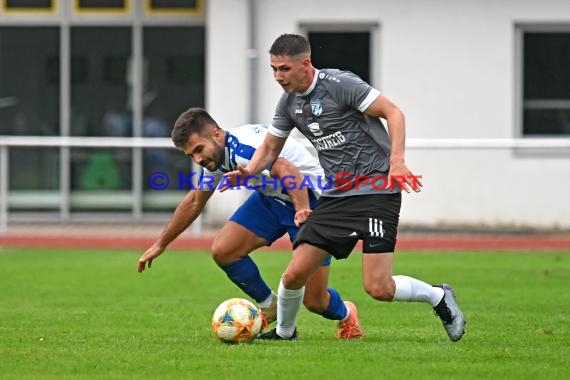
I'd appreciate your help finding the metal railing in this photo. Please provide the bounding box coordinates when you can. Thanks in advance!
[0,136,176,234]
[2,135,570,233]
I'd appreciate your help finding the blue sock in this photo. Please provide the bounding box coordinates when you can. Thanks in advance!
[219,256,272,303]
[320,288,348,320]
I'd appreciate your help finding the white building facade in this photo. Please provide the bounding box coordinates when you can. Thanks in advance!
[1,0,569,230]
[206,0,570,229]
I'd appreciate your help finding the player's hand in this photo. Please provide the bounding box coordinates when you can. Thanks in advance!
[137,243,165,273]
[220,165,250,192]
[294,209,312,227]
[388,160,423,193]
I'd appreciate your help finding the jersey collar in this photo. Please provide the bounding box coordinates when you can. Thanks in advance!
[217,131,235,173]
[299,69,319,97]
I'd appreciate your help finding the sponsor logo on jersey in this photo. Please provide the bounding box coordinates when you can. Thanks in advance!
[310,99,323,116]
[318,71,339,83]
[310,131,347,151]
[308,122,323,137]
[295,108,303,114]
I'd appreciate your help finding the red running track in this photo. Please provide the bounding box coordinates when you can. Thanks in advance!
[1,234,569,251]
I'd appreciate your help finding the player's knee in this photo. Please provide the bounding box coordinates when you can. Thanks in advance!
[210,241,231,266]
[281,271,306,290]
[364,282,395,301]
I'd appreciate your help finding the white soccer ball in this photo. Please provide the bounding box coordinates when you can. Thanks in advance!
[211,298,263,343]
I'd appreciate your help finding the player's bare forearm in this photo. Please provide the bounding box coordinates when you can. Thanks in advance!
[364,93,406,163]
[385,112,422,192]
[385,109,406,165]
[270,157,310,212]
[220,135,286,192]
[364,93,422,192]
[138,190,213,272]
[246,133,287,175]
[156,190,212,248]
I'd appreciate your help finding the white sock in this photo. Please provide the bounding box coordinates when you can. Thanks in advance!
[392,275,444,306]
[276,278,304,338]
[258,292,274,309]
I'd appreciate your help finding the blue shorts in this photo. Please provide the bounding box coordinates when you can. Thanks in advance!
[229,191,332,266]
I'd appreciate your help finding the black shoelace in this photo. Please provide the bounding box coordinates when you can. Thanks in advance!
[433,300,453,324]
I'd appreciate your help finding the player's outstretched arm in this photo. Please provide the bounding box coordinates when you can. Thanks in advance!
[137,190,213,272]
[270,157,311,226]
[364,93,423,193]
[220,133,287,192]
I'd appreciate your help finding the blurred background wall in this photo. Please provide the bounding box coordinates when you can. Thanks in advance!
[1,0,569,230]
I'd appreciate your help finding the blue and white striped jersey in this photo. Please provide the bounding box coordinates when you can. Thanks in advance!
[199,124,325,203]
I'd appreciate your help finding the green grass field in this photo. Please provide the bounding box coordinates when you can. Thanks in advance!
[1,247,569,380]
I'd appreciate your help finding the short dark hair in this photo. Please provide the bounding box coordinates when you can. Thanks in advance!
[171,107,219,148]
[269,33,311,57]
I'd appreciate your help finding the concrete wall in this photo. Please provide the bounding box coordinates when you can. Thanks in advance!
[207,0,570,229]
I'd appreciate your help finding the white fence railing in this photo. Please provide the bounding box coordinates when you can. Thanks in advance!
[1,136,570,233]
[0,136,180,234]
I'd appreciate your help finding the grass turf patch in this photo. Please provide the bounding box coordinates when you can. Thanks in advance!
[0,247,568,379]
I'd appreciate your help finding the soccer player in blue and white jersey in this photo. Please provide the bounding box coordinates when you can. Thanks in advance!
[137,107,362,339]
[225,34,466,342]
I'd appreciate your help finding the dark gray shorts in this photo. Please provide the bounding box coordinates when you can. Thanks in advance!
[293,193,401,259]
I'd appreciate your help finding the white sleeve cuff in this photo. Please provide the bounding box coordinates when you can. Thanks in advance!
[267,125,292,138]
[358,88,381,112]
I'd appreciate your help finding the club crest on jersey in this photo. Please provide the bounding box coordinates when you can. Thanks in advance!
[310,99,323,117]
[308,122,323,137]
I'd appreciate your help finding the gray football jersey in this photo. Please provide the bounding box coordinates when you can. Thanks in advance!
[270,68,399,197]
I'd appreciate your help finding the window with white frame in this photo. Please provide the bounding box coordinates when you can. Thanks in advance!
[0,3,205,213]
[522,29,570,136]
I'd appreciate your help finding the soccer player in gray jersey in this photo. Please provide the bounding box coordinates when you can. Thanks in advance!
[224,33,466,341]
[138,108,362,339]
